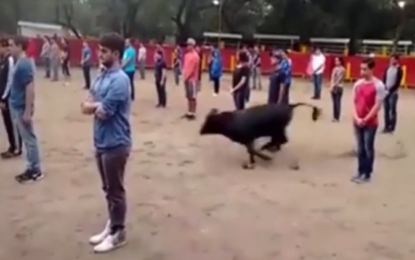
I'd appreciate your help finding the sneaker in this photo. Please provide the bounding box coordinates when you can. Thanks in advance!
[350,175,363,183]
[15,170,44,184]
[89,220,111,245]
[1,150,22,159]
[93,229,127,253]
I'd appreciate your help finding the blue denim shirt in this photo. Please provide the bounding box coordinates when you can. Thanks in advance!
[9,57,34,111]
[279,58,292,86]
[90,66,132,151]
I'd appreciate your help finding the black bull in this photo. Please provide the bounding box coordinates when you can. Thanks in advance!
[200,102,321,169]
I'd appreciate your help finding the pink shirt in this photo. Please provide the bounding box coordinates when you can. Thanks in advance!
[183,50,200,83]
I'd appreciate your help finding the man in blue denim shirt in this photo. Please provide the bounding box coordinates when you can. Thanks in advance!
[8,35,43,183]
[81,33,131,253]
[277,50,292,104]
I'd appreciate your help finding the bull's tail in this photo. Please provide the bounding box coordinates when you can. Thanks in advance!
[289,102,321,121]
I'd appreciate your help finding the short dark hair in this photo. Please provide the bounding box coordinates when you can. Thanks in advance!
[336,56,344,66]
[391,53,400,60]
[99,33,125,58]
[362,58,375,69]
[238,51,249,63]
[11,35,29,51]
[0,38,9,47]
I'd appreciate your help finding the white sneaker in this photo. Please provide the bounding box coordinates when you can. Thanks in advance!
[89,221,111,245]
[93,230,127,253]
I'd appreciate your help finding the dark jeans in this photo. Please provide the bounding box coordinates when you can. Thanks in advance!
[312,73,323,99]
[233,88,247,110]
[125,71,135,100]
[268,76,289,104]
[44,57,51,78]
[62,59,70,78]
[383,92,398,131]
[212,77,220,94]
[1,103,22,152]
[95,146,130,231]
[82,66,91,89]
[354,125,377,179]
[331,86,343,120]
[245,86,251,102]
[155,80,167,106]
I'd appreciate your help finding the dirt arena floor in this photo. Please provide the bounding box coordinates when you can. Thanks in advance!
[1,68,415,260]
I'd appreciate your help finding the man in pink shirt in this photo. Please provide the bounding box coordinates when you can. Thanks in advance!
[182,38,200,120]
[351,58,386,184]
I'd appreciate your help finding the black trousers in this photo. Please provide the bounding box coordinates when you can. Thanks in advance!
[212,77,220,94]
[62,59,70,77]
[82,66,91,89]
[155,80,167,106]
[1,104,22,152]
[125,71,135,100]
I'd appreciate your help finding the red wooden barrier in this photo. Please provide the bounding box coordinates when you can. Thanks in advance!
[30,37,415,88]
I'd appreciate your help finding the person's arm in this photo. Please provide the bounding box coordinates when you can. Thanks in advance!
[389,66,403,93]
[161,61,167,84]
[95,75,129,119]
[351,81,361,122]
[122,50,131,68]
[1,57,14,101]
[362,81,387,124]
[23,62,35,118]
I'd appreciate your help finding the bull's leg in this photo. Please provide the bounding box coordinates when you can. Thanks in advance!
[243,142,272,169]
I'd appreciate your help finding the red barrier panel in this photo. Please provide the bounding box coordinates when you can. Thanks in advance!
[30,37,415,88]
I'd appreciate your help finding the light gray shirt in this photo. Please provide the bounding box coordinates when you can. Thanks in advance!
[385,66,398,89]
[331,66,345,87]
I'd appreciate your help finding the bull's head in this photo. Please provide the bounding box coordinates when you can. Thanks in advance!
[200,108,232,135]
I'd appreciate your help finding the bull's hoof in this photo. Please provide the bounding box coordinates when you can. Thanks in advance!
[242,162,255,169]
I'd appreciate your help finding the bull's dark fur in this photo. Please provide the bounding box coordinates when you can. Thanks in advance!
[200,102,321,169]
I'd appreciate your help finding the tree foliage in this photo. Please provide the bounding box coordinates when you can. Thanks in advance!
[0,0,414,44]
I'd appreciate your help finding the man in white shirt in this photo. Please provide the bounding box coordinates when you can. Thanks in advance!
[310,47,325,99]
[137,43,146,80]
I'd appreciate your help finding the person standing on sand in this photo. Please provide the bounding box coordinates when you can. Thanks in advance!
[182,38,200,120]
[50,38,60,81]
[8,35,43,183]
[81,32,131,253]
[351,58,386,184]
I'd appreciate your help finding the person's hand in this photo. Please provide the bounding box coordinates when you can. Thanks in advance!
[0,101,6,110]
[355,117,364,126]
[22,110,32,124]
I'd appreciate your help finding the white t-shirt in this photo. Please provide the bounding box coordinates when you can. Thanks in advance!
[311,53,325,75]
[138,46,146,61]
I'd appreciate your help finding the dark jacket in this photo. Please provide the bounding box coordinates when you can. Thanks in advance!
[383,65,403,94]
[0,55,14,102]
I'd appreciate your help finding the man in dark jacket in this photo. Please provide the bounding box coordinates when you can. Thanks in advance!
[0,38,22,158]
[382,54,403,134]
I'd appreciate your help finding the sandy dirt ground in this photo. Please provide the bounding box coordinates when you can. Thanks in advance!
[1,68,415,260]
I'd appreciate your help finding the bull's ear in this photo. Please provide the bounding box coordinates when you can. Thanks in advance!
[208,108,219,115]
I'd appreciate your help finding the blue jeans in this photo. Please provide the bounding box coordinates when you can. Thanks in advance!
[10,108,41,171]
[354,124,377,178]
[312,73,323,99]
[383,92,398,131]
